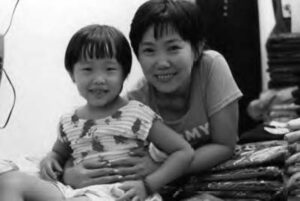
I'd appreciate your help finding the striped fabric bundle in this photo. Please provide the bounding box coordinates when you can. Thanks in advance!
[176,141,288,201]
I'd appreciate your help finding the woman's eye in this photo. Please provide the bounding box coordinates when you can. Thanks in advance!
[142,48,154,54]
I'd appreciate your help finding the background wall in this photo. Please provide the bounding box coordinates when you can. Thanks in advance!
[0,0,145,158]
[258,0,276,90]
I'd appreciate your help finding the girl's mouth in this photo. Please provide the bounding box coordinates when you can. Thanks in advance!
[90,89,108,98]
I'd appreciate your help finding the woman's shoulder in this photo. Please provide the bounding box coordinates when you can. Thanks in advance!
[125,78,151,104]
[198,50,228,72]
[202,50,225,62]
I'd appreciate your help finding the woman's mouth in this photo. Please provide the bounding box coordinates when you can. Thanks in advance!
[156,73,175,82]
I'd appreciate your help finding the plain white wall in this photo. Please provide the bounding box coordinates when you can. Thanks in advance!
[258,0,275,91]
[0,0,145,158]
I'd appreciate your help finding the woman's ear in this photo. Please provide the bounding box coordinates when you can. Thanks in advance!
[193,41,204,62]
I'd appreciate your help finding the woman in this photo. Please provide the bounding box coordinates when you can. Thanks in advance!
[63,0,242,199]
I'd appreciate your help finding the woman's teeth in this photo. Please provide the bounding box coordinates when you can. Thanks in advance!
[157,74,173,81]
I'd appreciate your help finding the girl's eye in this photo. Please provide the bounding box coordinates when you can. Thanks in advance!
[82,67,92,72]
[107,67,117,71]
[168,45,181,51]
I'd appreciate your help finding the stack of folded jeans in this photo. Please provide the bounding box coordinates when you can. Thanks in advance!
[177,140,288,201]
[266,33,300,89]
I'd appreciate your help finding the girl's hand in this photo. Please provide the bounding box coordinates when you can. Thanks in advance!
[110,147,160,180]
[116,180,147,201]
[62,158,122,188]
[39,153,63,181]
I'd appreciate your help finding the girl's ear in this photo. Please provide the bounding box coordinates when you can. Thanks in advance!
[69,72,75,82]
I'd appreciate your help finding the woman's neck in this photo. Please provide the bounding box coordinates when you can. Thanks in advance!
[156,76,191,100]
[153,79,191,121]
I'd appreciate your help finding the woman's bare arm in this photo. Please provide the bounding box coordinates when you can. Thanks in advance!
[187,100,238,174]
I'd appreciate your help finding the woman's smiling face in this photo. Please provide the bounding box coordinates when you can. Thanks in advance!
[137,26,196,94]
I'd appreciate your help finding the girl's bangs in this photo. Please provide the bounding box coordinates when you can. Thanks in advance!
[79,38,116,61]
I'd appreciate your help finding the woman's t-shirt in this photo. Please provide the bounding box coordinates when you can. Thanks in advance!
[127,50,242,148]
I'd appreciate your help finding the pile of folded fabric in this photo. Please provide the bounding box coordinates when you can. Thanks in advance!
[176,140,288,201]
[264,33,300,122]
[283,118,300,198]
[264,86,299,123]
[266,33,300,89]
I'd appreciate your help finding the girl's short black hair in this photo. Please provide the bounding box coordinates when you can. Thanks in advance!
[65,24,132,79]
[129,0,205,56]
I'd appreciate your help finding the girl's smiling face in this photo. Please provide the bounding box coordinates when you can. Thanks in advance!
[71,58,124,109]
[137,26,196,94]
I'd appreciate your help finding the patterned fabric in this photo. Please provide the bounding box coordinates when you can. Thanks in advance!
[57,100,160,165]
[55,182,162,201]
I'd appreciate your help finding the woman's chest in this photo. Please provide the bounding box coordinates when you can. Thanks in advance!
[156,97,188,121]
[156,95,211,148]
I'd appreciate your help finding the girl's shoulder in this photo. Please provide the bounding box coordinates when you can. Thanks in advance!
[124,100,161,121]
[124,100,154,113]
[58,107,81,124]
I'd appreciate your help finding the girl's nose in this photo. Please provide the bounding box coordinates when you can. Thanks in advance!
[93,75,106,85]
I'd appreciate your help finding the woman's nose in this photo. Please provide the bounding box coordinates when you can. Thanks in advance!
[155,54,170,69]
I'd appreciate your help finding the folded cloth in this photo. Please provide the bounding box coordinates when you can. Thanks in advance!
[55,182,162,201]
[0,159,19,175]
[192,166,283,182]
[286,172,300,190]
[239,125,285,144]
[183,190,273,200]
[212,142,288,171]
[181,193,224,201]
[183,180,283,192]
[235,140,287,153]
[286,164,300,176]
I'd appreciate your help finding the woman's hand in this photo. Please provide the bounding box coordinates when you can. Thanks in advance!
[110,147,160,181]
[116,180,147,201]
[62,158,122,188]
[62,147,160,188]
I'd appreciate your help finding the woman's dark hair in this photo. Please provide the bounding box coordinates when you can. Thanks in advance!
[129,0,205,56]
[65,24,132,79]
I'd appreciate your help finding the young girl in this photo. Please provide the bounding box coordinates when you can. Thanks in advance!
[0,24,193,201]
